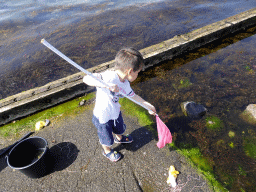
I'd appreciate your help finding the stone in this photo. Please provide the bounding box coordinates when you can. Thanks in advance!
[79,99,86,106]
[245,104,256,119]
[181,101,207,119]
[240,104,256,125]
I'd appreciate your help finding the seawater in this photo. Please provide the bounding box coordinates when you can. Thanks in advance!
[132,27,256,191]
[0,0,166,22]
[0,0,256,99]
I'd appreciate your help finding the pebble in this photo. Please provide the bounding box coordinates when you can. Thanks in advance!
[245,104,256,120]
[79,99,86,106]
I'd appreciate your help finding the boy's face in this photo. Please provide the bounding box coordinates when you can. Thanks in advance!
[127,66,142,82]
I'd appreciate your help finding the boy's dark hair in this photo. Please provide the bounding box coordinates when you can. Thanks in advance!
[115,47,144,72]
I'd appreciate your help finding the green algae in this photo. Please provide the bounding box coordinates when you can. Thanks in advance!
[119,98,227,191]
[229,142,234,148]
[243,136,256,159]
[131,25,256,192]
[0,23,255,192]
[172,78,192,90]
[216,139,225,146]
[169,142,227,192]
[0,92,154,139]
[217,171,235,190]
[120,97,228,192]
[238,165,247,177]
[181,147,213,173]
[0,90,227,191]
[205,116,224,131]
[0,92,95,138]
[119,97,156,136]
[228,131,235,138]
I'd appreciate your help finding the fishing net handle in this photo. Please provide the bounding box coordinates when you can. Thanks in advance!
[41,39,156,115]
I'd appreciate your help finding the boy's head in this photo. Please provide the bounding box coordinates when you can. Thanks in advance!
[115,47,144,73]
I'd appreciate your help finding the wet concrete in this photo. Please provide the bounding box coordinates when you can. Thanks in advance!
[0,103,213,192]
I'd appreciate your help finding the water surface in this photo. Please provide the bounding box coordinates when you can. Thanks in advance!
[132,26,256,191]
[1,0,256,99]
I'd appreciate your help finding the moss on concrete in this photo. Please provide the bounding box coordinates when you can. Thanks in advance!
[119,97,156,136]
[181,147,213,172]
[169,142,227,192]
[119,98,227,191]
[0,92,95,139]
[0,92,226,191]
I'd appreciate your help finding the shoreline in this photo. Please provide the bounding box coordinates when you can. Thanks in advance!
[0,7,256,125]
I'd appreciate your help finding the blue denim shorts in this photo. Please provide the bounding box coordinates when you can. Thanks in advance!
[92,112,126,146]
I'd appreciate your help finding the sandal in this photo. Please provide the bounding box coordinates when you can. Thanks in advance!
[114,134,133,144]
[103,149,121,162]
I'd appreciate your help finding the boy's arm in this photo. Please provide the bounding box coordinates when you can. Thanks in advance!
[132,94,156,115]
[83,74,119,92]
[83,73,104,87]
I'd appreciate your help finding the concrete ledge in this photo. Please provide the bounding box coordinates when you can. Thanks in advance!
[1,8,256,125]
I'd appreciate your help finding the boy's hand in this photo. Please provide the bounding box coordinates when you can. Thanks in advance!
[148,105,157,116]
[132,94,157,116]
[108,83,119,93]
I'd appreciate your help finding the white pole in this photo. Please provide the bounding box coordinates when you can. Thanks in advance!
[41,39,156,115]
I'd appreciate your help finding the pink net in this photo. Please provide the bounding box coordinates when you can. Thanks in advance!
[156,115,172,148]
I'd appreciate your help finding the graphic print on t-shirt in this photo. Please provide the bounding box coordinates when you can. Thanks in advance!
[110,90,124,103]
[110,86,135,103]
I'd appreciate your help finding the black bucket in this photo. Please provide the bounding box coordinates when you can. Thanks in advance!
[6,136,51,178]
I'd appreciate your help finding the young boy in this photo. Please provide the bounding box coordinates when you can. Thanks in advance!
[83,47,156,162]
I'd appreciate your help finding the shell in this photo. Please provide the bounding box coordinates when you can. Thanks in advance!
[35,119,50,131]
[35,121,46,131]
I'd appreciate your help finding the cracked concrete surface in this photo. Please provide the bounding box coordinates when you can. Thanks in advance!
[0,104,213,192]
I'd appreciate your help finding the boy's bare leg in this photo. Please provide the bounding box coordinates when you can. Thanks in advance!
[102,135,122,154]
[115,134,123,141]
[102,145,111,154]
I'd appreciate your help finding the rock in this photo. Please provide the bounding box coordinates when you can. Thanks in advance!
[245,104,256,119]
[79,99,86,106]
[241,104,256,124]
[181,101,207,119]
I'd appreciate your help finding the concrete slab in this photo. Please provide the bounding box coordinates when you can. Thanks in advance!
[0,105,213,192]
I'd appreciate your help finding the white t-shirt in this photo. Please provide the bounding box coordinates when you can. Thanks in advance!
[84,70,135,124]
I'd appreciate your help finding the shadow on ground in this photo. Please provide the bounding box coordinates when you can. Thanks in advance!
[47,142,79,175]
[0,142,79,179]
[114,126,156,153]
[0,152,8,173]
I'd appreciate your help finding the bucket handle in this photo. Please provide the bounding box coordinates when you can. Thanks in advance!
[0,132,35,159]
